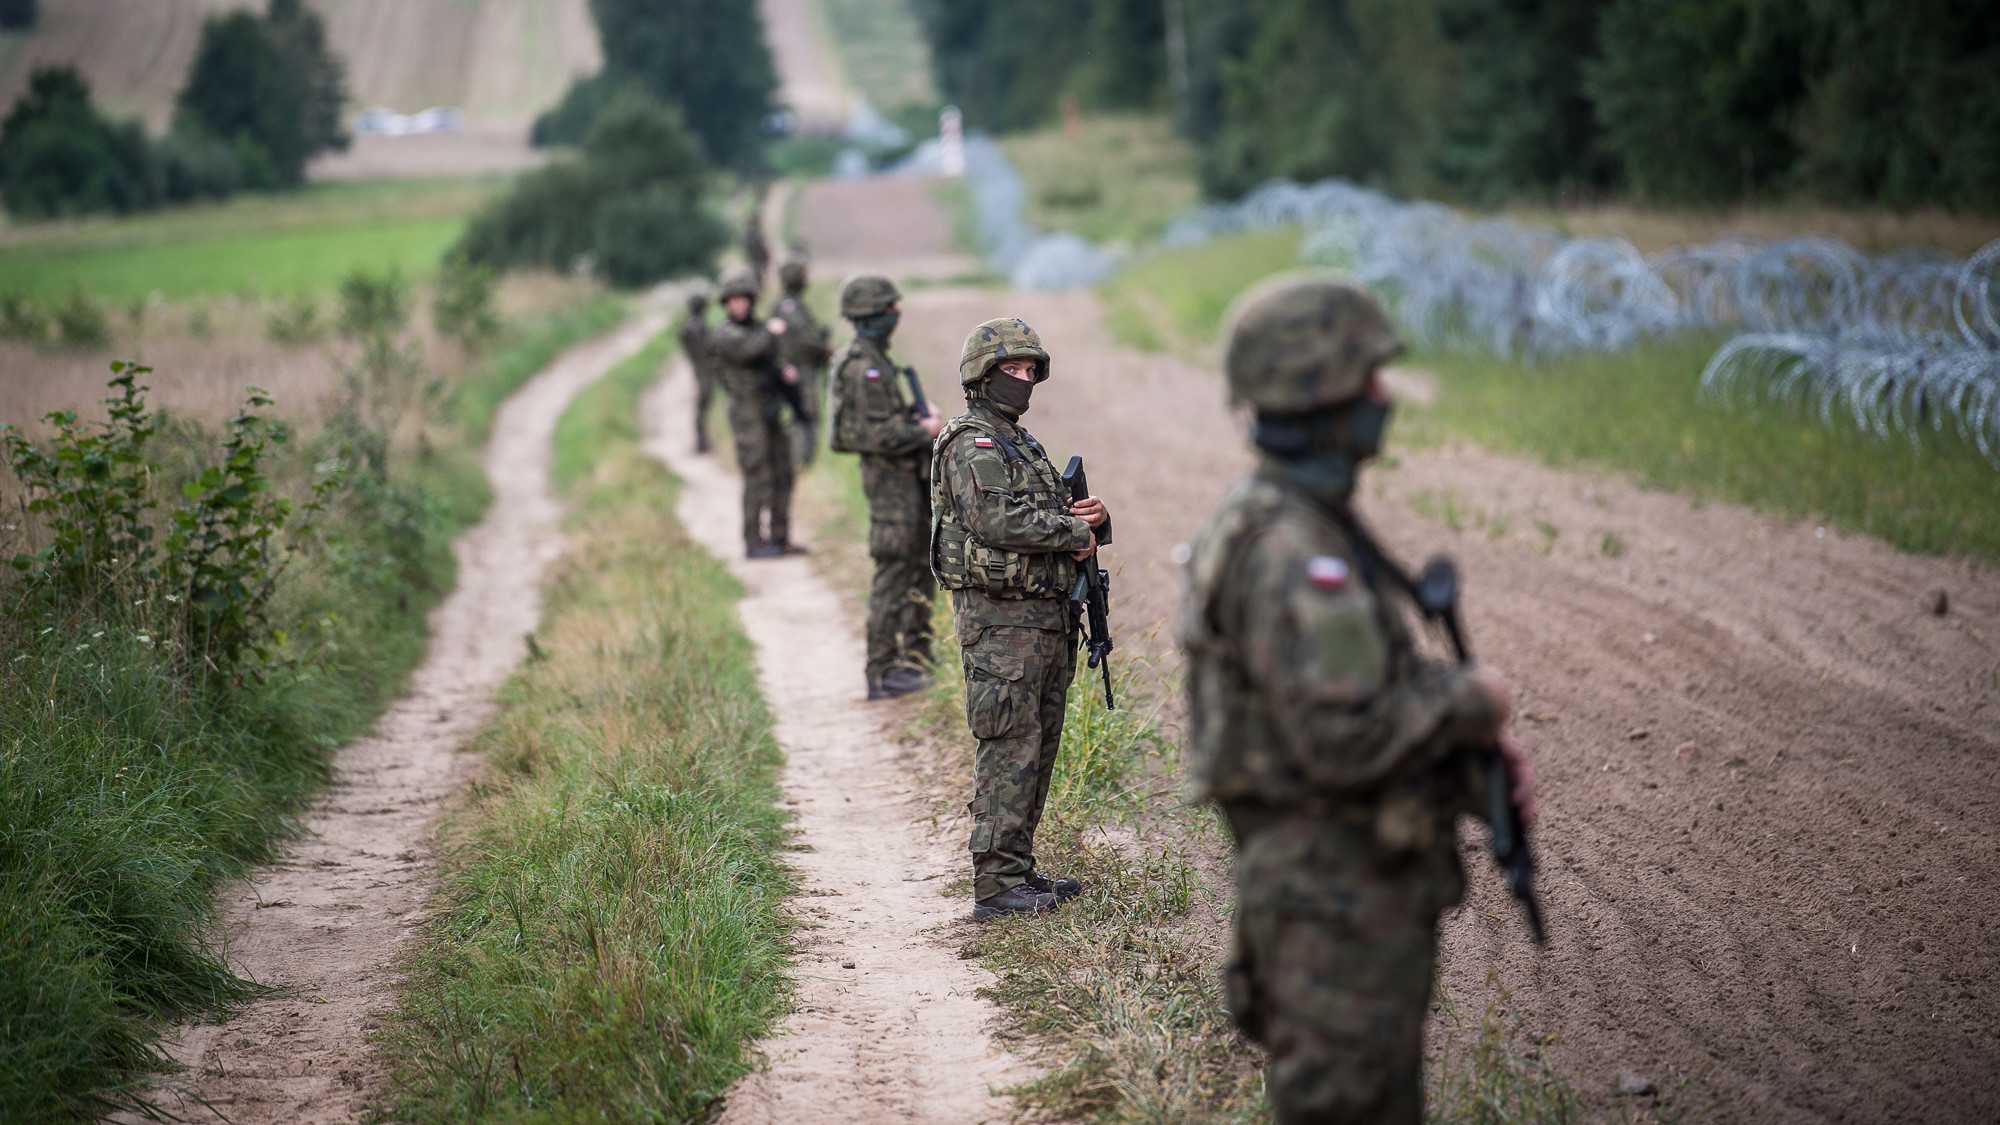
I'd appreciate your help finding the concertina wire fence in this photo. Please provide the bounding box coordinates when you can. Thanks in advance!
[934,138,2000,464]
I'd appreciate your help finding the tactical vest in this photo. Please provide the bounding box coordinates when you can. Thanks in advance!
[929,412,1078,599]
[827,340,903,454]
[1182,474,1431,806]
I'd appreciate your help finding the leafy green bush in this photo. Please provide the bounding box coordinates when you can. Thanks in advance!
[432,257,500,352]
[173,0,348,190]
[0,66,153,219]
[458,92,727,288]
[535,0,777,168]
[265,293,324,346]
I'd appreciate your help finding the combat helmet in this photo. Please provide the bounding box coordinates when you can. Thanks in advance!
[958,317,1049,385]
[717,266,760,300]
[1223,275,1403,413]
[840,274,900,319]
[778,256,810,291]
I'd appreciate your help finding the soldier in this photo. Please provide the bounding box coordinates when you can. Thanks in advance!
[1180,278,1536,1124]
[743,210,771,288]
[772,255,834,466]
[931,318,1109,921]
[678,287,716,454]
[709,266,803,558]
[828,274,943,700]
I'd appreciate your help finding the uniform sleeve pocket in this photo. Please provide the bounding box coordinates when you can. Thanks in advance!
[964,649,1029,739]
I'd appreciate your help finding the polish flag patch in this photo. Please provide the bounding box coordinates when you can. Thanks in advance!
[1307,555,1350,591]
[973,437,995,448]
[865,368,883,380]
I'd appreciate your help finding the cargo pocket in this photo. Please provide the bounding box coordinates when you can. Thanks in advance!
[869,516,921,559]
[967,822,995,855]
[963,648,1029,739]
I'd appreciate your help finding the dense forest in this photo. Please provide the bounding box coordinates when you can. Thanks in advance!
[912,0,2000,210]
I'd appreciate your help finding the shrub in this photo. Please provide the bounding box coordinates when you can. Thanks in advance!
[431,257,500,351]
[0,66,154,219]
[458,92,727,288]
[265,293,324,346]
[50,289,111,350]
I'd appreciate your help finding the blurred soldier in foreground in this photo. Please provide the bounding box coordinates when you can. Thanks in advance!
[678,287,715,453]
[709,266,803,558]
[1180,278,1535,1123]
[829,274,943,700]
[772,255,834,466]
[931,319,1108,920]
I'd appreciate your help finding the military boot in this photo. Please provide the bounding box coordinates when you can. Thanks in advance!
[973,884,1056,921]
[1025,872,1083,901]
[745,541,784,559]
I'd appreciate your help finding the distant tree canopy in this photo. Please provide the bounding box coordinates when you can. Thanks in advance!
[0,67,151,218]
[535,0,778,169]
[175,0,349,189]
[0,0,37,32]
[914,0,2000,211]
[460,92,728,287]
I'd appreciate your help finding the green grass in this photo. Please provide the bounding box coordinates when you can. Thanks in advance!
[1002,113,1204,247]
[1098,228,1304,354]
[377,336,794,1123]
[0,295,625,1120]
[1098,228,2000,564]
[0,178,500,301]
[820,0,937,113]
[1399,336,2000,562]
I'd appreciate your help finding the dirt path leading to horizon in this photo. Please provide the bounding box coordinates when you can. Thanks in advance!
[639,358,1026,1124]
[133,309,668,1125]
[794,174,2000,1122]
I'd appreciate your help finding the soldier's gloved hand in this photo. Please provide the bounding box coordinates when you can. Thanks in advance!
[919,404,943,438]
[1498,734,1537,827]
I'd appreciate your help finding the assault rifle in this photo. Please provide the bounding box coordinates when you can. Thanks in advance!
[1061,456,1115,709]
[1413,556,1548,945]
[901,364,930,420]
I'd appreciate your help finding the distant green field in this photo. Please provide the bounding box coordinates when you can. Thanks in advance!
[0,178,498,300]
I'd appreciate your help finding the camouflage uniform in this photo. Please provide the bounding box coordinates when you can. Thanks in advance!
[710,268,795,552]
[829,318,934,685]
[931,319,1102,904]
[1180,280,1498,1124]
[772,260,833,466]
[678,292,716,452]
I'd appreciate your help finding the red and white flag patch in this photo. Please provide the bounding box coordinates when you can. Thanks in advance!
[1307,555,1350,591]
[973,437,995,448]
[865,368,882,380]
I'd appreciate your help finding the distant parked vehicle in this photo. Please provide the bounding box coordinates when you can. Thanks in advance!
[353,106,465,136]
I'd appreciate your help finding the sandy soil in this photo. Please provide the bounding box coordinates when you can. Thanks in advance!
[760,0,851,133]
[790,181,2000,1121]
[126,307,667,1124]
[640,359,1028,1124]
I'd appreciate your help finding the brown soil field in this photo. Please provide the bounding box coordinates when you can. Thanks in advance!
[791,172,2000,1123]
[0,0,598,131]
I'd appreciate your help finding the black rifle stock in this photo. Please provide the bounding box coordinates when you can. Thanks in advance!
[902,365,930,419]
[1060,455,1115,709]
[1414,556,1548,946]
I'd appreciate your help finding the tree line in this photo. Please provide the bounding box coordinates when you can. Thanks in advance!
[913,0,1999,211]
[0,0,347,219]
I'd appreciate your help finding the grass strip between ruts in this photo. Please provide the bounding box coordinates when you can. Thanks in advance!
[0,296,626,1121]
[376,333,794,1122]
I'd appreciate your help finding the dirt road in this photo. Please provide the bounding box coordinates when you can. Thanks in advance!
[134,309,667,1124]
[640,359,1026,1122]
[792,174,2000,1122]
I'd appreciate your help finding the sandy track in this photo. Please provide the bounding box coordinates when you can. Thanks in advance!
[639,359,1026,1124]
[865,280,2000,1122]
[132,308,667,1124]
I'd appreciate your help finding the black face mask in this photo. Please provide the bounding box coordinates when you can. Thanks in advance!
[984,372,1035,416]
[853,309,899,340]
[1252,398,1394,502]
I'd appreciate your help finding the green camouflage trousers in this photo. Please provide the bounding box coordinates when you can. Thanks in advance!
[964,624,1075,900]
[1222,807,1465,1125]
[862,452,933,681]
[729,400,794,547]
